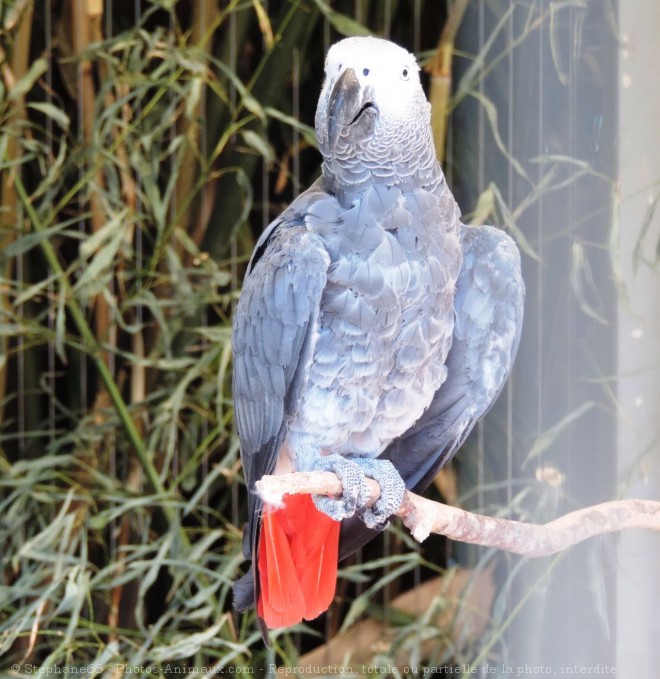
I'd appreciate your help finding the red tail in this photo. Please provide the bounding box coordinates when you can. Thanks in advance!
[257,494,340,629]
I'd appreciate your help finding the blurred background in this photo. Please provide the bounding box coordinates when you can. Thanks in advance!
[1,0,658,675]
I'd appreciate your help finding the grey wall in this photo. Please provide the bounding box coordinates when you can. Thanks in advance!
[616,0,660,672]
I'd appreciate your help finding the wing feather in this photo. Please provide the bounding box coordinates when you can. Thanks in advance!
[234,219,330,499]
[232,198,331,623]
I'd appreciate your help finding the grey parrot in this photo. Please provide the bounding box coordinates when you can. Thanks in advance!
[231,36,524,641]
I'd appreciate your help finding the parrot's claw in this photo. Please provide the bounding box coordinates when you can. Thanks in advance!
[312,454,370,521]
[312,455,406,529]
[356,458,406,529]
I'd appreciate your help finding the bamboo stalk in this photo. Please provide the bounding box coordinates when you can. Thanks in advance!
[427,0,469,164]
[0,1,35,419]
[71,0,115,369]
[174,0,221,256]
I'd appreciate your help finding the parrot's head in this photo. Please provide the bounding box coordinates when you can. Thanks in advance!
[315,36,438,193]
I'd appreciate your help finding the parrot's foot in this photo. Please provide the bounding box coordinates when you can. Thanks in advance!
[312,454,370,522]
[312,455,406,529]
[356,458,406,529]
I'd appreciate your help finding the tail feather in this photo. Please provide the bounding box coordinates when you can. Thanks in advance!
[258,503,306,628]
[258,494,340,629]
[299,529,339,620]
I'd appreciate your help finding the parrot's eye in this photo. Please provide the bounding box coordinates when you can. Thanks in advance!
[363,68,370,76]
[401,67,410,80]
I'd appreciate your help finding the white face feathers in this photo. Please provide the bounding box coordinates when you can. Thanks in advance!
[314,36,437,193]
[322,37,424,123]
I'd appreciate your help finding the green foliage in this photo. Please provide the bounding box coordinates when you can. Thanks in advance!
[0,0,307,670]
[3,0,456,671]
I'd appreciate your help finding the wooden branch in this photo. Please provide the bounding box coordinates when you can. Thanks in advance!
[256,472,660,557]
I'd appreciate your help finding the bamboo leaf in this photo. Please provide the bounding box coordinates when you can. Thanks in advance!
[136,534,175,627]
[79,208,129,258]
[8,57,48,100]
[251,0,274,47]
[632,187,660,274]
[240,129,275,163]
[523,401,597,467]
[468,90,529,181]
[3,220,82,258]
[27,102,71,131]
[265,106,318,148]
[150,621,227,661]
[340,559,420,633]
[570,241,608,325]
[16,490,76,560]
[193,326,233,344]
[53,566,88,617]
[468,186,496,227]
[311,0,373,36]
[75,210,129,302]
[75,226,126,301]
[489,182,540,262]
[212,58,267,124]
[454,5,515,103]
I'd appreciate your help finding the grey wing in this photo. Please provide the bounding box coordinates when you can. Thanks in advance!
[232,212,330,605]
[339,223,525,558]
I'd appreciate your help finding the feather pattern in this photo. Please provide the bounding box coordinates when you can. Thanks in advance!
[339,222,525,558]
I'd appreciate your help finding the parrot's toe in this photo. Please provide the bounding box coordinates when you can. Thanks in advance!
[311,455,406,528]
[312,454,370,521]
[357,458,406,529]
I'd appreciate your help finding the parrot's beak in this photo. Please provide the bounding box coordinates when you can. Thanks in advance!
[327,67,376,150]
